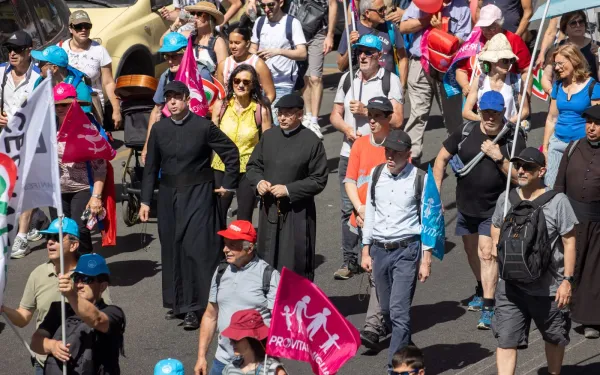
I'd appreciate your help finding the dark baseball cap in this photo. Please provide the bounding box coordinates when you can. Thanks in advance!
[164,80,190,97]
[382,129,412,152]
[69,10,92,25]
[274,94,304,109]
[367,96,393,114]
[479,90,505,112]
[3,31,33,48]
[510,147,545,167]
[582,105,600,121]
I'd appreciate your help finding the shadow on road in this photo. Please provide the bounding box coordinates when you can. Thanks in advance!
[412,301,466,334]
[538,363,600,375]
[421,342,493,373]
[327,157,340,174]
[329,294,370,317]
[106,259,161,287]
[99,232,156,259]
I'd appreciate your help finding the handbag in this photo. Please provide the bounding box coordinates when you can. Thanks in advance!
[294,0,327,40]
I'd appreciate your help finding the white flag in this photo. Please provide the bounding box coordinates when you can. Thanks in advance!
[0,78,61,306]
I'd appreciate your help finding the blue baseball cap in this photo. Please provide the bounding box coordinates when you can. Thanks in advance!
[353,34,383,52]
[39,217,80,238]
[31,45,69,68]
[73,253,110,277]
[159,32,188,53]
[479,90,505,112]
[154,359,184,375]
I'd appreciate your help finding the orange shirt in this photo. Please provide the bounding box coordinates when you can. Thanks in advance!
[345,135,386,229]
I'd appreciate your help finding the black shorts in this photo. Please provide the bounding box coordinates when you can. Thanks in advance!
[492,280,571,349]
[455,211,492,237]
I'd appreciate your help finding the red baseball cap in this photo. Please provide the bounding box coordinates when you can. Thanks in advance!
[217,220,257,243]
[221,309,269,341]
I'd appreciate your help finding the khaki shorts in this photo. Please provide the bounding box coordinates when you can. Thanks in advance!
[306,30,326,78]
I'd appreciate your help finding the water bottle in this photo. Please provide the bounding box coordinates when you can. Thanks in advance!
[247,6,257,23]
[179,9,194,23]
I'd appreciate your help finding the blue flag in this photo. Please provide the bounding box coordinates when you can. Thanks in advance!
[421,165,445,260]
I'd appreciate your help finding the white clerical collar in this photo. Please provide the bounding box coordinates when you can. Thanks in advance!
[171,110,191,124]
[282,124,301,135]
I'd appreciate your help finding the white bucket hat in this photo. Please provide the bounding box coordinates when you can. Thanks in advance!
[478,33,518,63]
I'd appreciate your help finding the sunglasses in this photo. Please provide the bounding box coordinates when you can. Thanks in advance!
[189,11,206,17]
[368,5,387,15]
[497,58,514,65]
[5,45,26,54]
[45,233,63,242]
[259,1,278,9]
[358,49,377,57]
[71,273,99,285]
[391,370,420,375]
[70,23,92,31]
[514,162,539,172]
[163,52,184,60]
[233,78,252,86]
[568,19,585,28]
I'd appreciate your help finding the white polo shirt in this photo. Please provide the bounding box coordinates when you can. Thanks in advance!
[0,61,40,119]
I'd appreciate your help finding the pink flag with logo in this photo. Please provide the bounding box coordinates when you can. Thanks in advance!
[58,101,116,163]
[267,268,360,375]
[162,36,209,117]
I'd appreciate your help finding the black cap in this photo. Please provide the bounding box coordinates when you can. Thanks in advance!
[163,80,190,97]
[510,147,546,167]
[582,105,600,121]
[382,129,412,152]
[274,94,304,109]
[366,96,393,114]
[3,31,33,48]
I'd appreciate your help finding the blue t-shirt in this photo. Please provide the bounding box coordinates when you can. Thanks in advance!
[552,79,600,142]
[153,69,175,105]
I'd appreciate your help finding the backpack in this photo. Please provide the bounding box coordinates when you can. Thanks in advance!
[370,164,426,219]
[497,189,558,284]
[292,0,327,41]
[214,261,274,298]
[256,15,307,91]
[342,69,391,98]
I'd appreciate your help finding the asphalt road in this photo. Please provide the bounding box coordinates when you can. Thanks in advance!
[1,56,599,375]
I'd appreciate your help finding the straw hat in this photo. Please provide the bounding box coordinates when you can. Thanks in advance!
[478,33,518,63]
[184,2,225,25]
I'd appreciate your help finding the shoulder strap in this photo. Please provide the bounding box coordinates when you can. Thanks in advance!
[256,16,266,49]
[531,190,559,209]
[414,168,426,220]
[262,264,274,297]
[458,121,478,151]
[370,163,386,207]
[214,261,229,294]
[508,188,521,206]
[567,139,580,160]
[218,100,228,124]
[0,65,10,113]
[382,70,391,97]
[589,80,597,101]
[286,15,295,49]
[255,102,262,130]
[342,72,352,95]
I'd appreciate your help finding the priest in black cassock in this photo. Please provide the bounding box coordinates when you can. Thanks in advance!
[246,94,328,281]
[140,81,239,330]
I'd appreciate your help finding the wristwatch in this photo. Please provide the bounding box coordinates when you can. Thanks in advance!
[564,276,575,285]
[92,194,102,199]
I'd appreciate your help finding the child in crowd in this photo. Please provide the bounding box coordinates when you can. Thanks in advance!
[392,345,426,375]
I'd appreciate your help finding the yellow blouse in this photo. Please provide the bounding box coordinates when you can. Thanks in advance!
[212,99,260,173]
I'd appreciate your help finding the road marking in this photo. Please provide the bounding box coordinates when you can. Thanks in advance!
[520,337,587,375]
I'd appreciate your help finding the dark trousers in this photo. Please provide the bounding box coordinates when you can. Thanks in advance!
[371,240,420,367]
[339,156,359,264]
[50,190,93,253]
[214,170,256,222]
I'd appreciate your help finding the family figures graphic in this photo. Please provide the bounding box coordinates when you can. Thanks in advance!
[280,296,341,353]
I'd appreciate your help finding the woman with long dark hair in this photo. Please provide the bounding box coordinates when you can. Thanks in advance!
[212,64,272,222]
[216,27,276,104]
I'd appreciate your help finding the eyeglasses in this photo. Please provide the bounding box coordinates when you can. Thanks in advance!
[259,1,278,9]
[233,78,252,86]
[497,58,514,65]
[514,162,539,172]
[553,60,567,68]
[5,46,26,54]
[358,49,377,57]
[71,273,98,285]
[391,369,420,375]
[568,19,586,28]
[163,52,184,60]
[70,23,92,31]
[368,5,387,16]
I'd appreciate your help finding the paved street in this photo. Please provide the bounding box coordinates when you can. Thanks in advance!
[1,56,599,374]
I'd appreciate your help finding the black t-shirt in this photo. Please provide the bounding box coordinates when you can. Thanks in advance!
[39,300,125,375]
[482,0,523,34]
[443,122,526,218]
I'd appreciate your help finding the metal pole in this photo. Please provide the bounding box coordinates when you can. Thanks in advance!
[502,0,553,218]
[342,0,357,132]
[58,215,67,375]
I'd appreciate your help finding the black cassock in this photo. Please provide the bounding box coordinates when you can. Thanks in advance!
[246,126,328,280]
[141,113,239,314]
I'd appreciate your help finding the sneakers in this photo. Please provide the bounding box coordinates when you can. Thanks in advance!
[27,228,43,242]
[11,236,31,259]
[584,326,600,339]
[334,263,354,280]
[306,120,324,140]
[477,310,494,330]
[360,330,381,351]
[468,295,484,312]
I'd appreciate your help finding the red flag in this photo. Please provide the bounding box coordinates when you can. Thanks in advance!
[58,101,116,163]
[162,36,209,117]
[100,162,116,247]
[267,268,360,375]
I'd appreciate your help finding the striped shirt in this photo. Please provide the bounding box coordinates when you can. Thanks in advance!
[222,357,286,375]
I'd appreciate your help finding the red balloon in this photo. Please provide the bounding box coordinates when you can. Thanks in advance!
[413,0,443,14]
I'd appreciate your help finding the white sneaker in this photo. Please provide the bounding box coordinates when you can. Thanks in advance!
[306,121,324,140]
[302,115,311,127]
[27,228,43,242]
[11,236,31,259]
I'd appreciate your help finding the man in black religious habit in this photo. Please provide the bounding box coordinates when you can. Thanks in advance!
[140,81,239,330]
[246,94,328,281]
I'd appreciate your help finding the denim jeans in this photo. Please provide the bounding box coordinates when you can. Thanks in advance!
[371,240,420,367]
[209,359,226,375]
[545,133,569,189]
[338,156,360,265]
[33,361,43,375]
[271,85,294,126]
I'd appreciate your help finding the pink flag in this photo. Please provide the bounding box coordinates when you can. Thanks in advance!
[267,268,360,375]
[58,101,116,163]
[162,36,209,117]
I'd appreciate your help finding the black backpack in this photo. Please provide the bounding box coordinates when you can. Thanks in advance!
[256,15,307,91]
[370,164,426,219]
[214,261,274,297]
[497,189,558,284]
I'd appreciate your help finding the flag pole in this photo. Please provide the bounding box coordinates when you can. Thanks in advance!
[342,0,357,132]
[502,0,552,218]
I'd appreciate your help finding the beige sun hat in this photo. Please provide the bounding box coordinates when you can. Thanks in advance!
[478,33,519,63]
[185,2,225,25]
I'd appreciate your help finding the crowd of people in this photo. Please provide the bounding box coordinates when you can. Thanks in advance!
[1,0,600,374]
